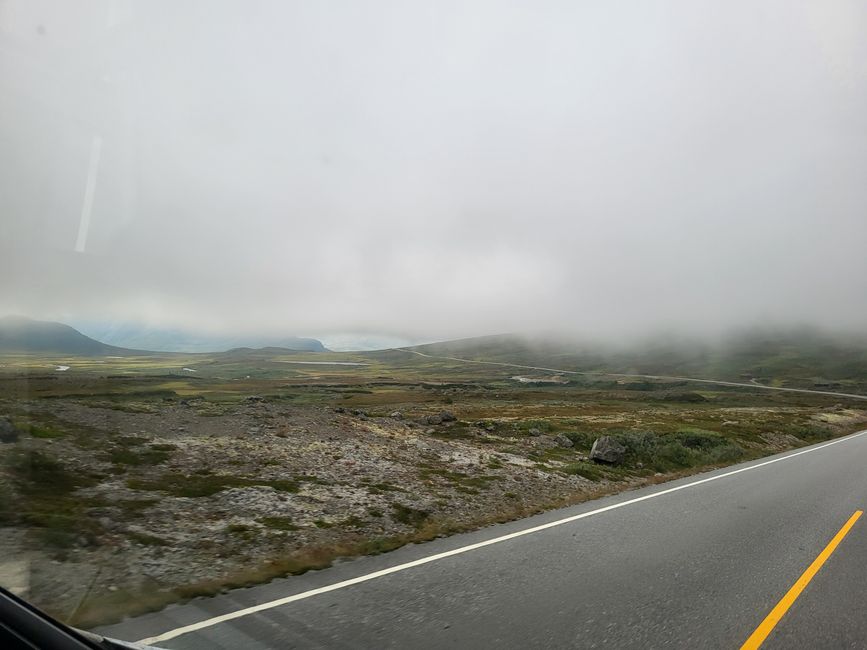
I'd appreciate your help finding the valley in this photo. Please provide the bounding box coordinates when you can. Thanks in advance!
[2,335,867,629]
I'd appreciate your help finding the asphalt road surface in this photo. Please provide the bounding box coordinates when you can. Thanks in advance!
[97,429,867,649]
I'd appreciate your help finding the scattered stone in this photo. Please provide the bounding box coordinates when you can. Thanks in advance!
[389,411,403,420]
[590,436,626,464]
[439,411,456,423]
[527,427,542,437]
[759,432,802,450]
[423,414,443,425]
[244,395,266,403]
[333,407,346,413]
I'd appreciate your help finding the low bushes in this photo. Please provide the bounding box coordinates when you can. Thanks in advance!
[609,430,744,472]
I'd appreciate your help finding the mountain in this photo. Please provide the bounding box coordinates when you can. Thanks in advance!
[0,316,130,355]
[72,322,327,353]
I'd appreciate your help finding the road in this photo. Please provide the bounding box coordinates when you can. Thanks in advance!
[397,348,867,402]
[96,429,867,649]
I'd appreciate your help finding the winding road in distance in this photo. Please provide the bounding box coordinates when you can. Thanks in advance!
[397,347,867,402]
[98,428,867,649]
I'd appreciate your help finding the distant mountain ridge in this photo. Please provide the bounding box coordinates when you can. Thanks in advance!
[0,316,130,355]
[70,321,328,353]
[70,322,327,352]
[0,317,328,355]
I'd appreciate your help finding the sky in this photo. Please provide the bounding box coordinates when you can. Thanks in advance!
[1,0,866,346]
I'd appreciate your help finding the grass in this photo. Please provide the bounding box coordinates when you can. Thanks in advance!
[391,503,430,527]
[23,424,66,439]
[419,467,501,490]
[126,473,301,498]
[102,446,174,466]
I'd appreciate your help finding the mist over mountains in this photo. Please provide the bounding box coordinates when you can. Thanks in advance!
[72,322,327,353]
[6,314,867,391]
[0,316,326,355]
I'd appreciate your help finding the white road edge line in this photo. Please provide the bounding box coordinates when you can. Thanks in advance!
[138,429,867,645]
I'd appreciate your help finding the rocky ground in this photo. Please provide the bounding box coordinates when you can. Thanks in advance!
[0,398,605,625]
[1,393,865,628]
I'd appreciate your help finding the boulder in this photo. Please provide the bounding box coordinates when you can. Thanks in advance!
[554,434,574,448]
[0,417,19,443]
[439,411,457,423]
[423,414,443,425]
[527,427,542,437]
[590,436,626,464]
[389,411,404,420]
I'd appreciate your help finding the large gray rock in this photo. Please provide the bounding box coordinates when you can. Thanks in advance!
[0,417,18,443]
[590,436,626,464]
[439,411,457,423]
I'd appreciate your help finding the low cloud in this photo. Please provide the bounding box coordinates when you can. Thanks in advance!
[2,0,866,341]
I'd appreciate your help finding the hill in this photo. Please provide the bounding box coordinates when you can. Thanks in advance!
[0,316,130,355]
[410,328,867,390]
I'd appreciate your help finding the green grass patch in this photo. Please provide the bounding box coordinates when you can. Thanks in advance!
[561,461,605,481]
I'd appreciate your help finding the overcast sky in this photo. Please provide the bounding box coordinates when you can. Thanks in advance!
[1,0,866,343]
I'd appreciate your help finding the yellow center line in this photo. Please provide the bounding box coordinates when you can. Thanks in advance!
[740,509,863,650]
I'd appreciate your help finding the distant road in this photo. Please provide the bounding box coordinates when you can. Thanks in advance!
[98,430,867,648]
[396,348,867,402]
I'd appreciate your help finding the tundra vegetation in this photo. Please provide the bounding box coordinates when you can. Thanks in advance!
[0,341,866,628]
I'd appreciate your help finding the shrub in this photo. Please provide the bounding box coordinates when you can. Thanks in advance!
[604,430,744,472]
[561,431,597,448]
